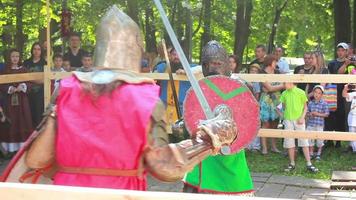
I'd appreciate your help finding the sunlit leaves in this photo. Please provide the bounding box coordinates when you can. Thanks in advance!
[0,0,339,62]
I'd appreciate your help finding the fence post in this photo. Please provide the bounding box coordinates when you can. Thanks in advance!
[44,0,52,108]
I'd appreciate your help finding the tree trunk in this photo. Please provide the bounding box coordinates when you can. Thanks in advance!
[267,0,288,53]
[126,0,139,24]
[1,24,13,49]
[176,3,185,43]
[169,0,178,26]
[192,5,204,37]
[183,8,192,62]
[333,0,351,50]
[200,0,213,61]
[144,5,157,53]
[234,0,253,67]
[15,0,25,53]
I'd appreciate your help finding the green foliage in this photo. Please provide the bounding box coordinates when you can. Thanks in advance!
[247,0,334,60]
[0,0,338,63]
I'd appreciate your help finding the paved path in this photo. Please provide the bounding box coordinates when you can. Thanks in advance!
[1,160,355,199]
[147,172,355,199]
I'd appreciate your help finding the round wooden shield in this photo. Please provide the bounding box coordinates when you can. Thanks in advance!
[183,75,260,154]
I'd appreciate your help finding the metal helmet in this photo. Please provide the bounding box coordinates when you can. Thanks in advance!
[201,40,230,77]
[93,5,144,72]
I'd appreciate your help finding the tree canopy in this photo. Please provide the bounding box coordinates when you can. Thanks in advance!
[0,0,350,63]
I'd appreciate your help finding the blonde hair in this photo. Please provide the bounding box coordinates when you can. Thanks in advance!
[312,51,327,74]
[249,64,261,73]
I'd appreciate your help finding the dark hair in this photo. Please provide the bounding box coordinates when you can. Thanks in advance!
[229,55,239,73]
[69,32,81,39]
[229,55,238,62]
[263,54,277,67]
[169,48,176,54]
[63,55,70,62]
[5,48,22,68]
[30,42,43,60]
[53,53,63,61]
[274,47,284,52]
[256,44,266,52]
[81,53,92,59]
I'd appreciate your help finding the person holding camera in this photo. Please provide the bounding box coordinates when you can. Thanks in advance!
[326,43,349,148]
[342,84,356,153]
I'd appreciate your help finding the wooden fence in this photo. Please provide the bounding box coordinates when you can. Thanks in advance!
[0,182,287,200]
[1,72,356,141]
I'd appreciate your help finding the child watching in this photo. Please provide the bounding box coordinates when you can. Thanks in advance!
[307,85,329,160]
[51,54,65,90]
[247,64,261,151]
[248,64,262,100]
[342,84,356,153]
[63,56,71,72]
[280,82,318,173]
[77,53,93,72]
[52,54,65,72]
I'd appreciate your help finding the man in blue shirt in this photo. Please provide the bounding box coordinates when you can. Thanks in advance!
[155,48,196,134]
[274,47,290,74]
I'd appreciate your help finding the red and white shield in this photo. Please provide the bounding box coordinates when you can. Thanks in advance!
[183,75,260,154]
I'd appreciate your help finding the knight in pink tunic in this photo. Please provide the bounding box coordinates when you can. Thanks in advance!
[53,75,159,189]
[15,6,238,191]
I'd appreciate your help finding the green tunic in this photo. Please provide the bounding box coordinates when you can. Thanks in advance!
[184,150,254,194]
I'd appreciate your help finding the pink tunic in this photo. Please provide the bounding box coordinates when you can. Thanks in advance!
[53,76,159,190]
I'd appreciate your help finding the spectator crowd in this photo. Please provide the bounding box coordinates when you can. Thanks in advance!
[0,32,94,162]
[0,32,355,172]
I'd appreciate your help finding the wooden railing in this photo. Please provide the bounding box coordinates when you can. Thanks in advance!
[0,182,286,200]
[1,72,356,141]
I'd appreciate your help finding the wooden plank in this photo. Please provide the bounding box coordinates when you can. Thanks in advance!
[49,72,356,83]
[258,129,356,141]
[48,72,204,81]
[43,0,52,108]
[233,73,356,83]
[330,182,356,190]
[0,73,43,84]
[142,72,205,81]
[332,171,356,182]
[0,183,283,200]
[2,72,356,84]
[49,72,72,79]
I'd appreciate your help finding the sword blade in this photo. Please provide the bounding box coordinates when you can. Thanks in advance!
[153,0,214,119]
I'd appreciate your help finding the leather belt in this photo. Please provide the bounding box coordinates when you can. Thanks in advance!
[58,166,138,177]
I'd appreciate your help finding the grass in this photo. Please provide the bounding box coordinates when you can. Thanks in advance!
[245,141,355,180]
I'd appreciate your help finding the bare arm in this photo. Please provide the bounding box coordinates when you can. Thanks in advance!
[254,93,260,101]
[342,84,350,98]
[338,60,350,74]
[297,103,307,125]
[313,112,329,118]
[301,103,308,119]
[262,82,284,92]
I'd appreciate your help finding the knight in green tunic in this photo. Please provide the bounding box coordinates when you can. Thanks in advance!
[184,152,254,194]
[183,41,254,195]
